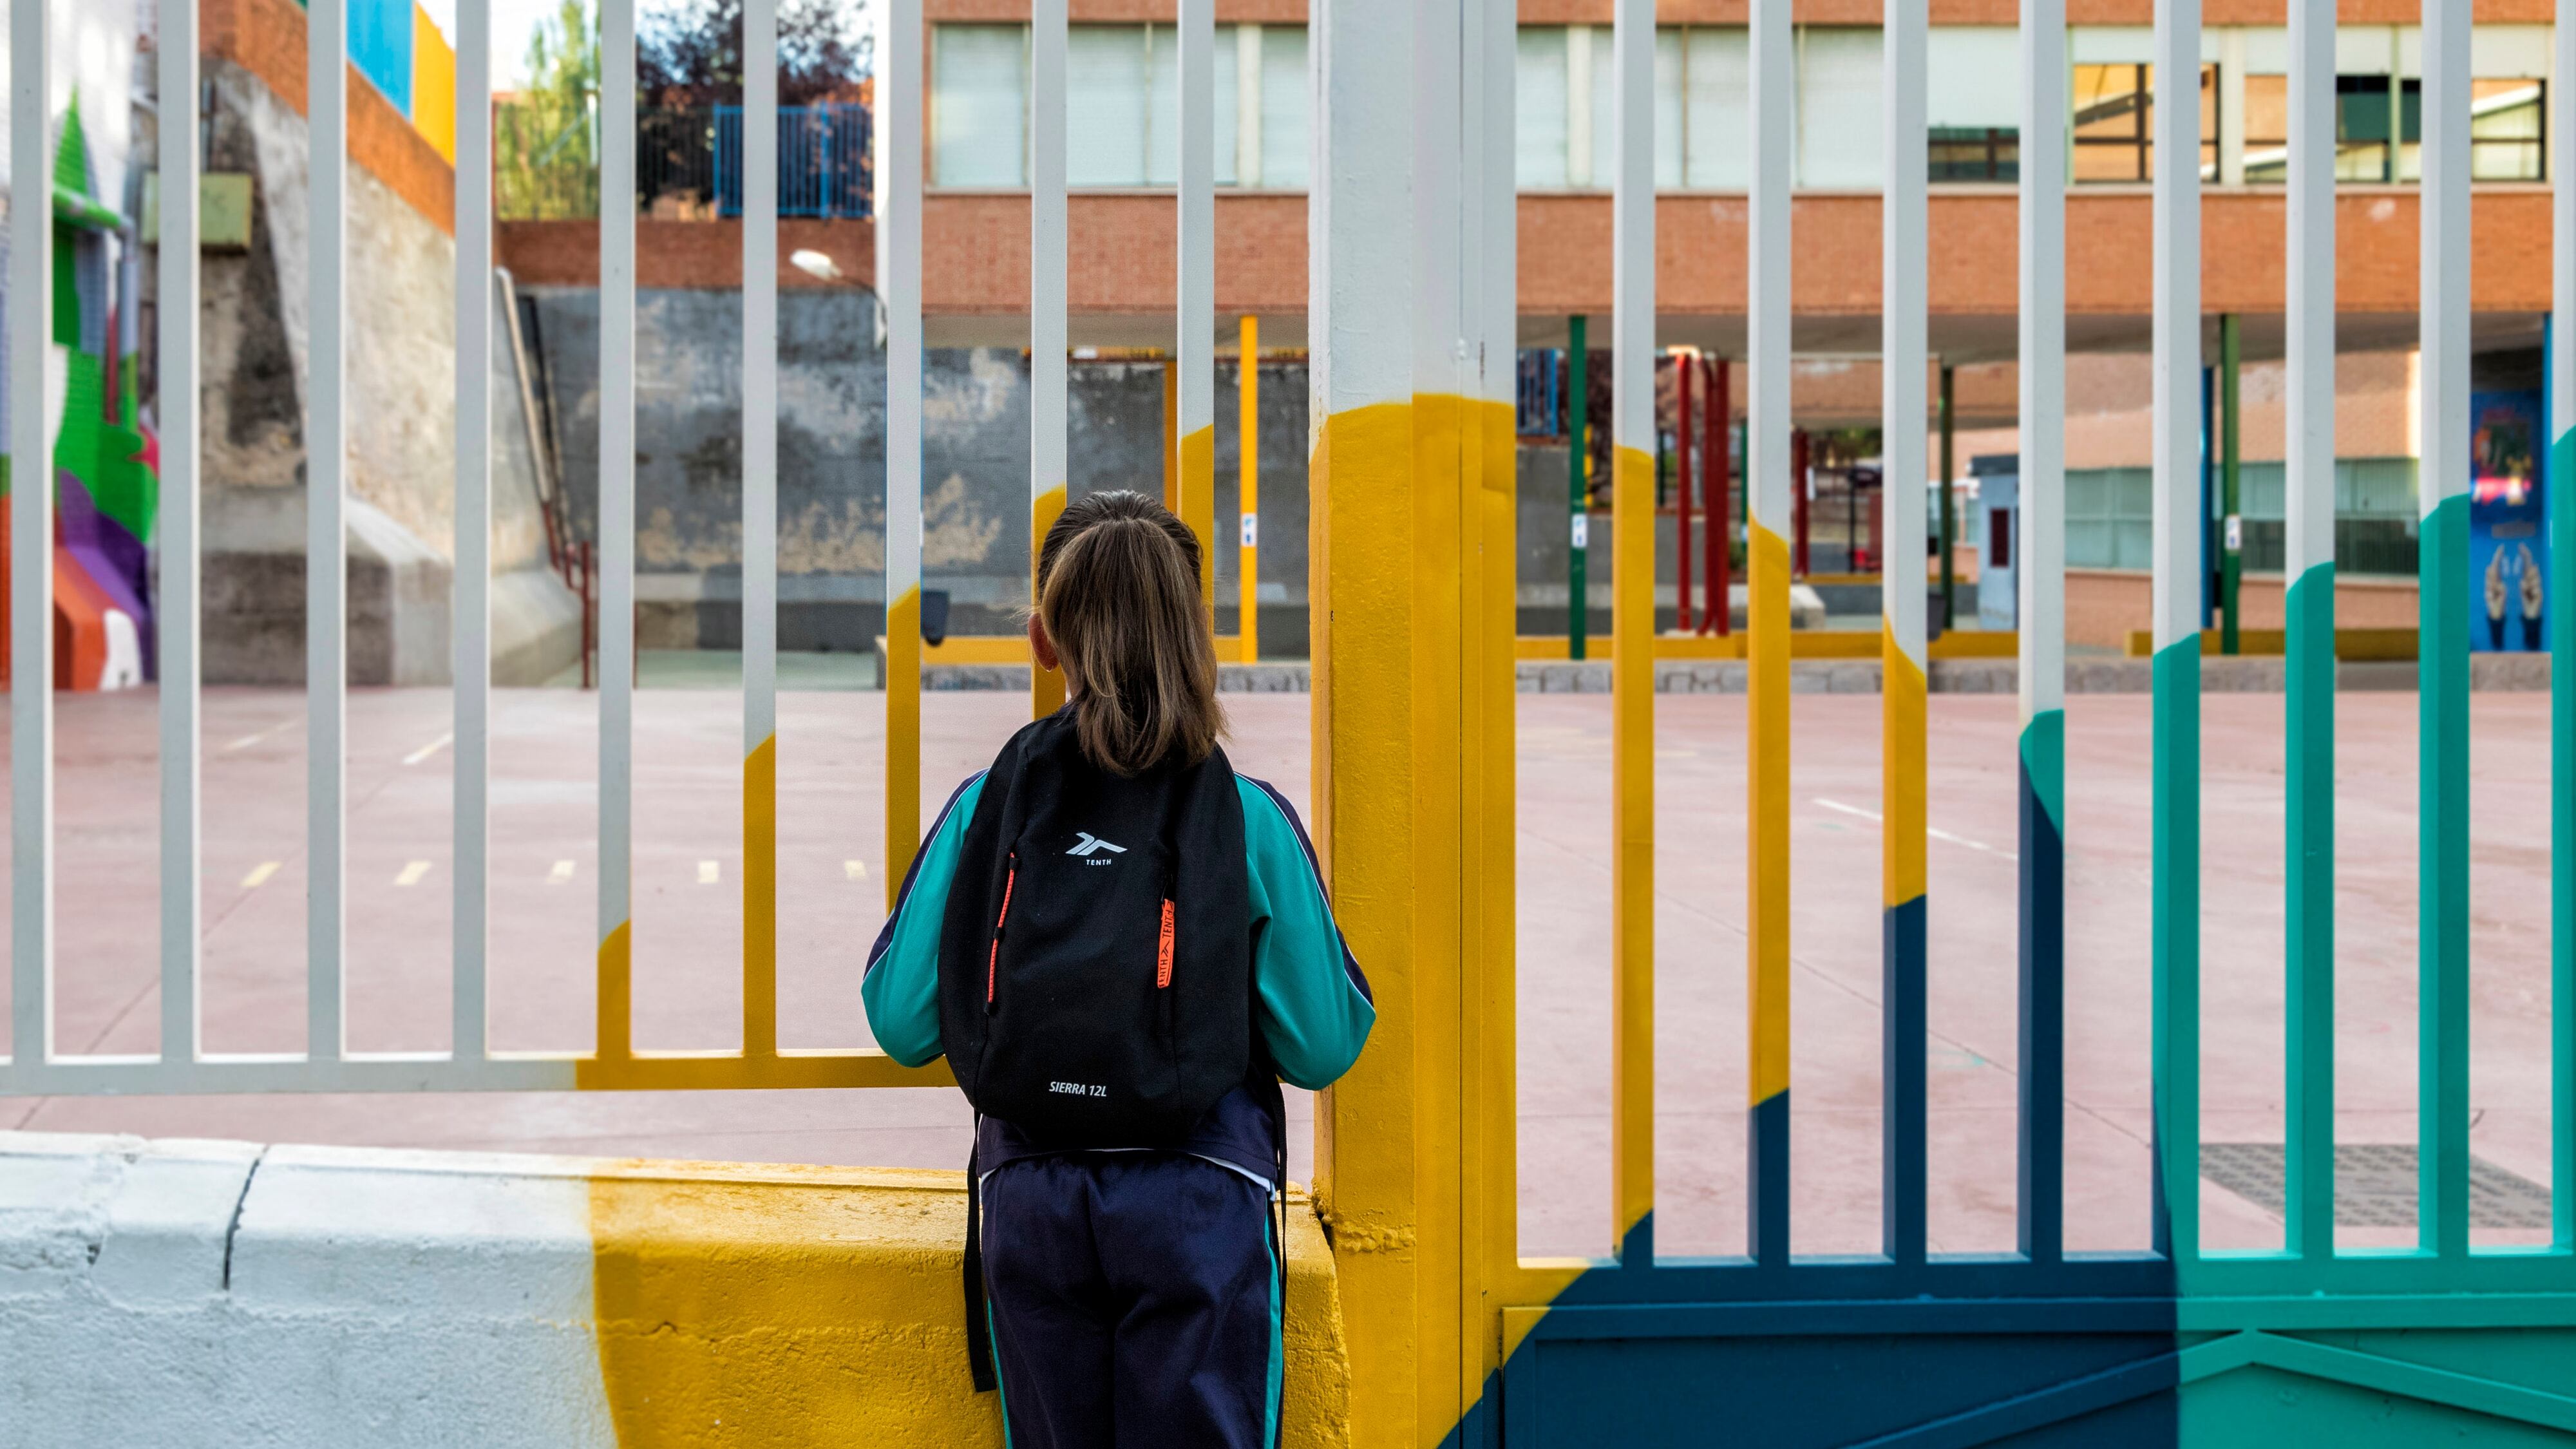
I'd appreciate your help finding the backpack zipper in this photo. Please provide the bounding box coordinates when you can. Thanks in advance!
[987,853,1017,1011]
[1156,898,1176,988]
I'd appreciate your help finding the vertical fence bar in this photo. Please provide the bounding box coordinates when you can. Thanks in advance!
[2148,0,2203,1264]
[160,0,204,1069]
[10,0,53,1072]
[2014,0,2067,1267]
[1030,0,1067,717]
[1746,0,1794,1267]
[742,0,779,1060]
[879,0,923,902]
[1881,0,1930,1271]
[2284,0,2338,1262]
[2418,0,2472,1260]
[1238,315,1259,662]
[2553,0,2575,1256]
[453,0,493,1065]
[597,0,638,1061]
[1678,360,1694,634]
[1609,0,1655,1268]
[307,0,348,1065]
[1179,0,1215,623]
[1471,0,1518,1384]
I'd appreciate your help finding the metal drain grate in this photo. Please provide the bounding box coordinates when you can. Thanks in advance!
[2199,1142,2553,1230]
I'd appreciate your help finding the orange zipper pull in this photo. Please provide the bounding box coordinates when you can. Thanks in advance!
[1156,898,1176,988]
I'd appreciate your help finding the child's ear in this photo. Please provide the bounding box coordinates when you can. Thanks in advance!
[1028,614,1062,674]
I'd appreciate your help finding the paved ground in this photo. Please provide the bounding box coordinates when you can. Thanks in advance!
[1,683,2558,1263]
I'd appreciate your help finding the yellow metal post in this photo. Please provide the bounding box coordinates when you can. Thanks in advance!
[1239,316,1260,663]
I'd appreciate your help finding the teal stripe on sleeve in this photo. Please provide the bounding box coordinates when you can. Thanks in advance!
[1237,777,1376,1090]
[861,772,987,1068]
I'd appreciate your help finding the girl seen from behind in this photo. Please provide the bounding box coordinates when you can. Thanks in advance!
[862,489,1375,1448]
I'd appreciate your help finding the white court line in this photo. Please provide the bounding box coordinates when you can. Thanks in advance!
[548,859,577,884]
[394,860,431,887]
[402,732,455,766]
[697,860,721,885]
[1811,797,2018,862]
[241,861,281,888]
[220,720,292,753]
[844,859,869,880]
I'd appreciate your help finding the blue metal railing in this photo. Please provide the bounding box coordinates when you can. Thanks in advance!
[713,104,875,220]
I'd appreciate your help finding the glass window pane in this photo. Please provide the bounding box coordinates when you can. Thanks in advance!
[2074,64,2148,143]
[1070,24,1149,186]
[1213,24,1239,186]
[1260,25,1309,188]
[2067,520,2115,569]
[1591,23,1615,187]
[1655,26,1684,189]
[1797,26,1882,188]
[1148,24,1179,187]
[932,24,1028,187]
[1683,27,1747,189]
[1518,26,1571,189]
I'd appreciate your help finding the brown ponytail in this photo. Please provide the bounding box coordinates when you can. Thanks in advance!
[1034,490,1225,776]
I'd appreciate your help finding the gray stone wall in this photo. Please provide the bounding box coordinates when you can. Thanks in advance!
[523,285,1315,656]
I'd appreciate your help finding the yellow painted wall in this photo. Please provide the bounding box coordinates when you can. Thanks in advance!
[586,1160,1351,1447]
[410,4,457,165]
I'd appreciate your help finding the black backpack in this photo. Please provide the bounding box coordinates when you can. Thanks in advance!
[936,711,1255,1140]
[939,713,1260,1390]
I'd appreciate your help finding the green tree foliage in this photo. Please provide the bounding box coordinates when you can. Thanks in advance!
[496,0,601,219]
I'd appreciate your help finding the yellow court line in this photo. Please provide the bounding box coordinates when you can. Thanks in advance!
[241,861,281,889]
[394,860,432,887]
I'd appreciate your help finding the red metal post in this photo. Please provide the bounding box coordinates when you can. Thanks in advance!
[1791,428,1811,578]
[1709,357,1732,636]
[1676,354,1695,633]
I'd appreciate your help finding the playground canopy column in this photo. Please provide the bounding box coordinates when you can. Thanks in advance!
[2016,0,2069,1265]
[1568,314,1589,658]
[1609,0,1655,1267]
[1747,0,1795,1266]
[1030,0,1068,716]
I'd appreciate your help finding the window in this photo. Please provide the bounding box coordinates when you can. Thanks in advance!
[1926,27,2019,182]
[1515,28,1572,188]
[2072,62,2217,182]
[2241,73,2287,183]
[2469,78,2544,181]
[2334,74,2416,182]
[1681,28,1748,188]
[932,25,1027,187]
[1929,128,2017,182]
[929,23,1307,189]
[1798,28,1883,188]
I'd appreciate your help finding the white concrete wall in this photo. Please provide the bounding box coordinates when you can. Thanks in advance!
[0,1133,615,1449]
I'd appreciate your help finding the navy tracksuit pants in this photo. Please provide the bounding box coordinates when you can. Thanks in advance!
[981,1151,1282,1449]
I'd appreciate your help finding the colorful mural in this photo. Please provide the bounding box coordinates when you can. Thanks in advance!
[3,94,157,692]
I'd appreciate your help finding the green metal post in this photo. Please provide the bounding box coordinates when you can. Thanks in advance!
[1570,316,1590,660]
[2221,314,2243,654]
[1938,363,1956,630]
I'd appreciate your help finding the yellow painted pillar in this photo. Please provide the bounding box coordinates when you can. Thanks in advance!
[1239,316,1260,663]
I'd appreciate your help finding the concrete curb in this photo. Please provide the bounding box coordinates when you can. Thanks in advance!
[0,1130,1351,1448]
[1511,654,2553,695]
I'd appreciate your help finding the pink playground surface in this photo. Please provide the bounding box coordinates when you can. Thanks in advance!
[1,687,2559,1262]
